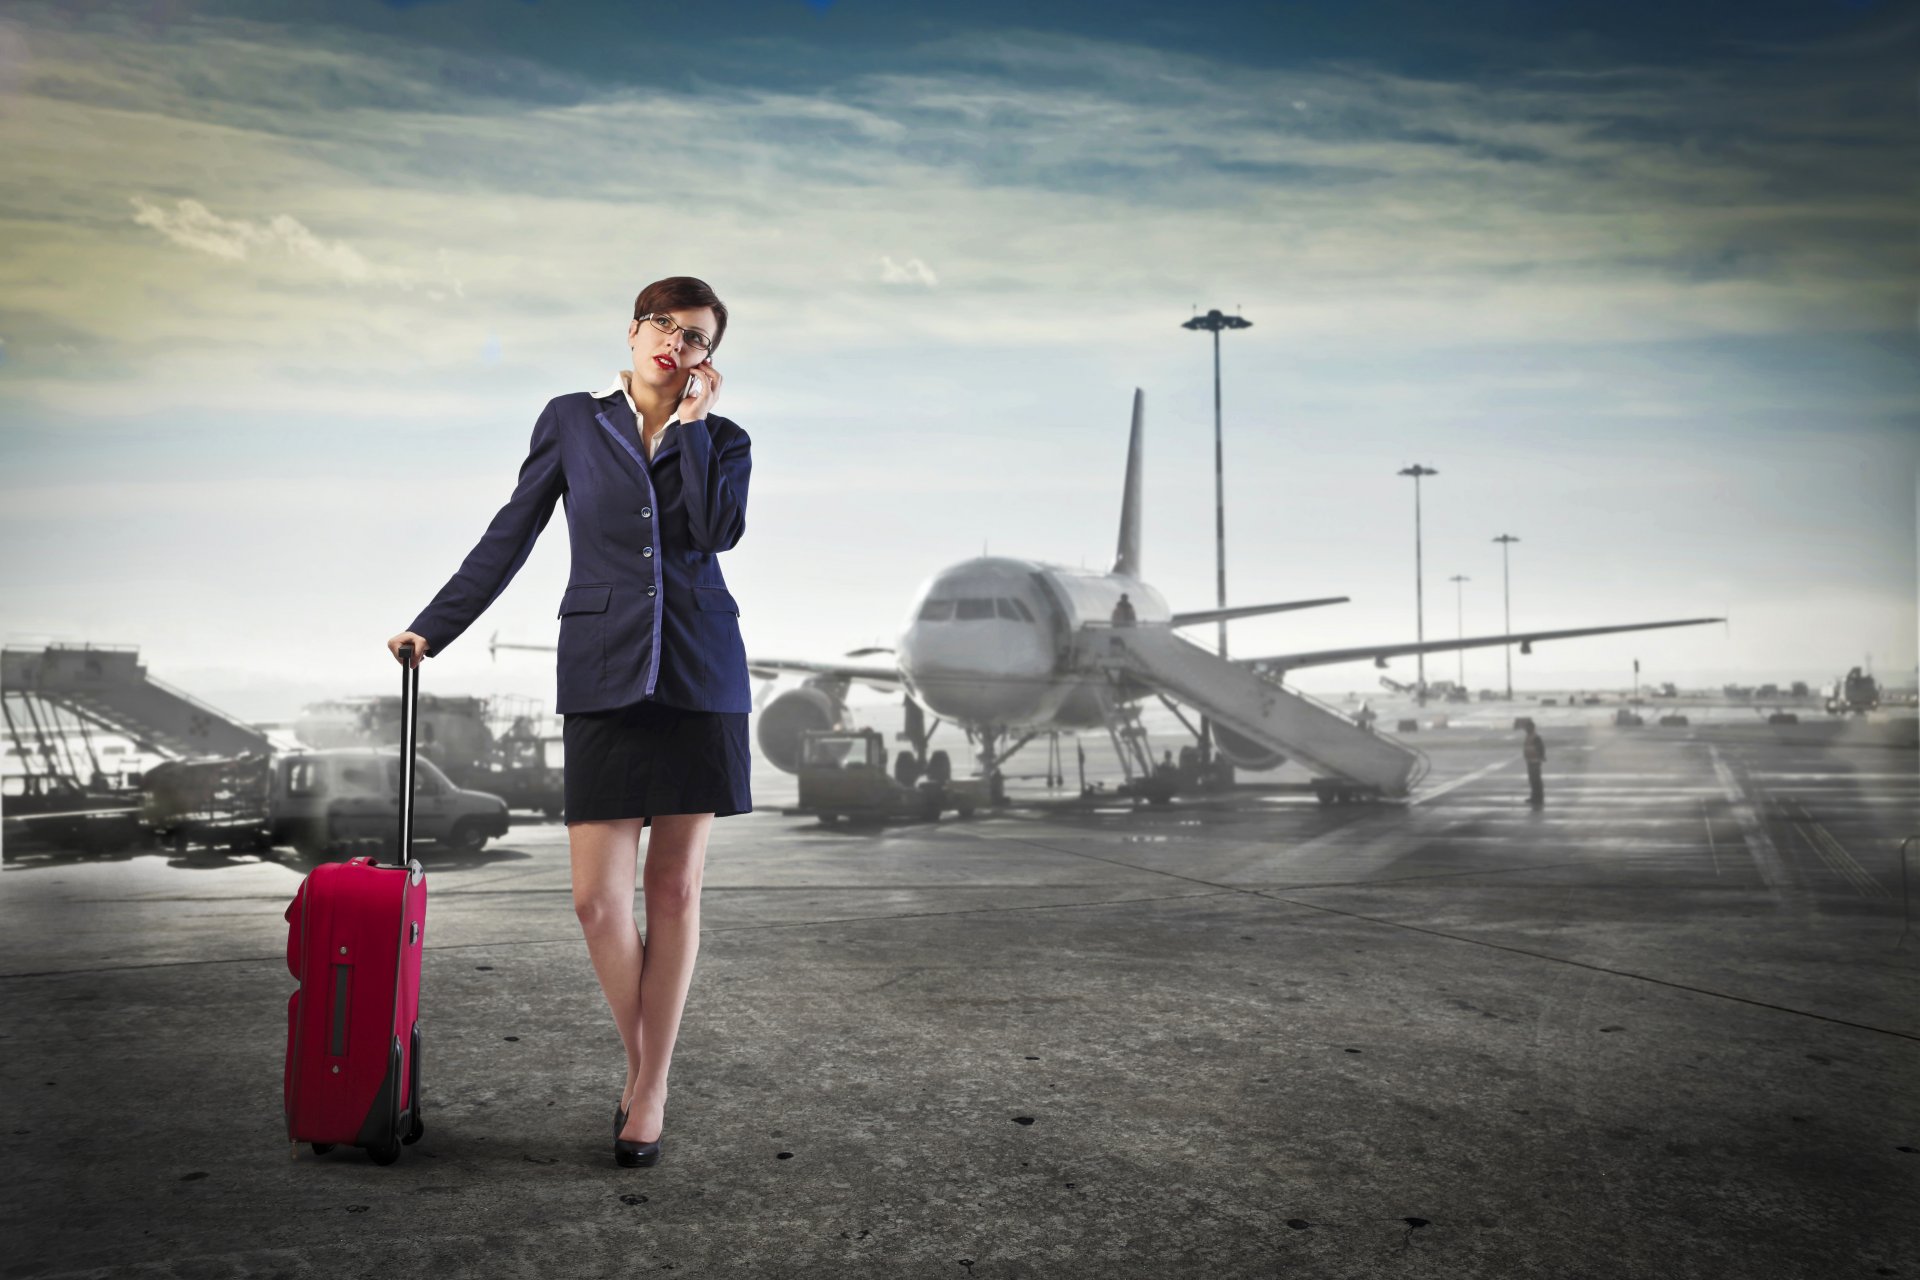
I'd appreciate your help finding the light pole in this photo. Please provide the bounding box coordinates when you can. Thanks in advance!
[1449,574,1470,688]
[1183,306,1252,766]
[1398,464,1439,705]
[1493,533,1519,699]
[1181,308,1252,660]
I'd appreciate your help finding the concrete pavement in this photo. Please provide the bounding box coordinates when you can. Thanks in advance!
[4,718,1917,1278]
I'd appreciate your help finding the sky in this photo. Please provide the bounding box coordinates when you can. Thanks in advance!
[0,0,1915,725]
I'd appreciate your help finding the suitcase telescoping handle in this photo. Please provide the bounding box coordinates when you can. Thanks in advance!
[395,642,420,865]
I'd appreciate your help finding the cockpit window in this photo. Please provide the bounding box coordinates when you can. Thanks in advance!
[921,596,1037,623]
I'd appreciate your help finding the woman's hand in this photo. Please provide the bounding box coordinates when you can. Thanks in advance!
[388,631,431,668]
[677,359,723,421]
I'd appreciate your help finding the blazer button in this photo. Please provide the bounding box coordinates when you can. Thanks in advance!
[646,585,657,598]
[642,546,654,558]
[640,506,652,518]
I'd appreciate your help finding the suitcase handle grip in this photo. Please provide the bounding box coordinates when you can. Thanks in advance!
[393,643,420,867]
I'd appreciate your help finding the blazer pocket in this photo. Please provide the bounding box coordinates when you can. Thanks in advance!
[557,584,612,617]
[692,586,740,615]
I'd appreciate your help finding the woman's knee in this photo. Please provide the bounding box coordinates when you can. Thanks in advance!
[640,873,702,917]
[574,891,635,932]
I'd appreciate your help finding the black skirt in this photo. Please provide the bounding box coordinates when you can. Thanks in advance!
[562,699,753,826]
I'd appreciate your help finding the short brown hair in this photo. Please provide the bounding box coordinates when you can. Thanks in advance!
[633,276,728,353]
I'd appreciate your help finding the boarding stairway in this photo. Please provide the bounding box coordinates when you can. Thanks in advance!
[1079,625,1423,799]
[2,644,270,759]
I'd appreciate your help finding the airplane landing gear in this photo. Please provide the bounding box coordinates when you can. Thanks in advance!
[1312,780,1380,805]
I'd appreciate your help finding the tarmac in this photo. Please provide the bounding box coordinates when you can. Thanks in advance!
[4,707,1918,1278]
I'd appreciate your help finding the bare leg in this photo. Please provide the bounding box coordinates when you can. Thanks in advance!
[619,812,712,1144]
[569,817,647,1114]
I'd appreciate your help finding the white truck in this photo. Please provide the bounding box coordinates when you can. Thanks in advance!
[271,748,510,855]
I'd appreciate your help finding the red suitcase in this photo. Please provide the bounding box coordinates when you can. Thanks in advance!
[283,643,428,1164]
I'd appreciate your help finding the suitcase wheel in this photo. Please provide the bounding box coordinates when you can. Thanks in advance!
[367,1139,403,1166]
[404,1116,425,1145]
[309,1143,336,1156]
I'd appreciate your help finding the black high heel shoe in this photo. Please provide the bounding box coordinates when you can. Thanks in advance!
[615,1088,663,1166]
[614,1124,662,1167]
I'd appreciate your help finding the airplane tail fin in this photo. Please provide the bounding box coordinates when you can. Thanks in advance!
[1111,388,1144,578]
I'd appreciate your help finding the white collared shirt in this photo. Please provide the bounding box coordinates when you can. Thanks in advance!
[596,369,681,461]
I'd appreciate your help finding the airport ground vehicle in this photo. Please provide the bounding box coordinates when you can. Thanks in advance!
[140,752,274,851]
[144,748,509,855]
[796,729,989,824]
[3,772,143,853]
[1825,668,1881,716]
[273,749,509,855]
[296,695,564,818]
[465,724,565,819]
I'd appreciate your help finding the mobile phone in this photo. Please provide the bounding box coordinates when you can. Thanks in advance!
[681,371,702,403]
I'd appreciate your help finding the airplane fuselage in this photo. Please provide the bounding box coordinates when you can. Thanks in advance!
[895,556,1168,730]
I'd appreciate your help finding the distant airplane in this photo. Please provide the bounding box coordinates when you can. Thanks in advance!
[495,390,1723,796]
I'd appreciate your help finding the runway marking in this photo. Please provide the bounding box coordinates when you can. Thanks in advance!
[1409,759,1513,806]
[1783,799,1890,900]
[1708,745,1790,894]
[1513,786,1732,794]
[1701,801,1720,877]
[1750,773,1920,782]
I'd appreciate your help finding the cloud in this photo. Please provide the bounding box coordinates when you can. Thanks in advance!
[0,9,1906,411]
[878,255,938,286]
[128,196,465,300]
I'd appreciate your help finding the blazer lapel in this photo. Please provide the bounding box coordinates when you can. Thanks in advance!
[592,393,650,476]
[648,425,681,468]
[591,386,682,471]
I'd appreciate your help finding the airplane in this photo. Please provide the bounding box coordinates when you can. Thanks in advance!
[493,390,1724,793]
[737,390,1721,785]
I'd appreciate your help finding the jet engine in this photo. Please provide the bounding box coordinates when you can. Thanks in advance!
[1210,722,1285,771]
[756,679,850,773]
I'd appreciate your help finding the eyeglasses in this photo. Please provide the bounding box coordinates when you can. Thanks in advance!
[637,313,713,353]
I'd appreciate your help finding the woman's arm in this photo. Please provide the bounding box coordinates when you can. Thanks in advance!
[406,399,567,655]
[676,418,751,553]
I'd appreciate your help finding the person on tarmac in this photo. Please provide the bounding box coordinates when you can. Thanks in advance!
[387,276,751,1170]
[1523,723,1547,806]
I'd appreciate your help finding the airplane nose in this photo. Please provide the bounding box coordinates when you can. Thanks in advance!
[900,616,1055,722]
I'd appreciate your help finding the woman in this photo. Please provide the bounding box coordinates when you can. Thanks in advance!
[387,275,753,1168]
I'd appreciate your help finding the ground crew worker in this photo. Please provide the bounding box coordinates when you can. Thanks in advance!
[1108,593,1137,654]
[1523,723,1546,806]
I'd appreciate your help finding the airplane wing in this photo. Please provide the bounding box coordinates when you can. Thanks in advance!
[1170,596,1349,628]
[746,657,905,690]
[1241,617,1725,676]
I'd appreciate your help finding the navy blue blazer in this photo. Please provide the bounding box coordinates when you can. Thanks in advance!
[407,385,752,715]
